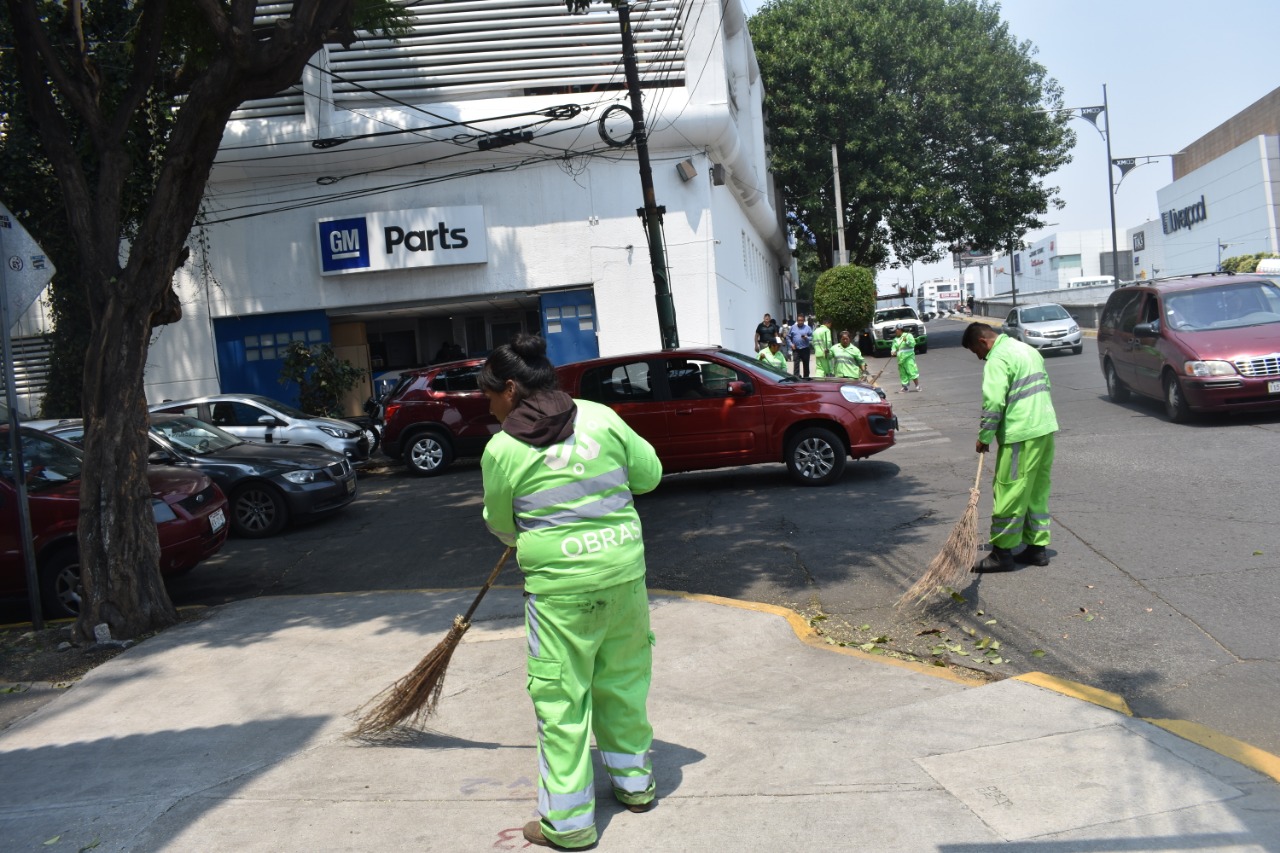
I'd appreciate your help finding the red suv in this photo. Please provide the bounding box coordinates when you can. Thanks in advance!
[380,359,498,476]
[1097,274,1280,421]
[556,348,897,485]
[1,426,230,618]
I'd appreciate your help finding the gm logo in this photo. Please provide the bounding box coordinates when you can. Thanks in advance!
[318,217,370,273]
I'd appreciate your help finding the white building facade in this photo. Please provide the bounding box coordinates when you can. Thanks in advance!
[990,230,1123,296]
[138,0,790,409]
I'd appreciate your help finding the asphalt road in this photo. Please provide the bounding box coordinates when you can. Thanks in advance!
[146,319,1280,755]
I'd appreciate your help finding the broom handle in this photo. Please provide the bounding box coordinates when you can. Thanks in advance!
[971,453,985,490]
[459,546,514,625]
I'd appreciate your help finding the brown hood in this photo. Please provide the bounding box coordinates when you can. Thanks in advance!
[502,390,576,448]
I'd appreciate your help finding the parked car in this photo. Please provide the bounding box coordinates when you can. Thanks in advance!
[860,306,927,356]
[0,425,229,618]
[379,358,498,476]
[1097,274,1280,422]
[1000,303,1083,355]
[556,348,897,486]
[149,394,371,467]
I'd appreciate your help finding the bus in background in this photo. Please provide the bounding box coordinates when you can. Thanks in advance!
[1065,275,1116,289]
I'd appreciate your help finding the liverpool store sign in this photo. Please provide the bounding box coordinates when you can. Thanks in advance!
[1161,195,1207,235]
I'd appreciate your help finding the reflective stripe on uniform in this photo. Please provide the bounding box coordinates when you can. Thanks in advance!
[1010,443,1021,480]
[991,516,1022,536]
[539,784,594,814]
[545,809,596,833]
[1008,382,1050,405]
[526,595,542,657]
[602,749,653,793]
[1026,513,1051,530]
[516,491,635,532]
[513,467,630,514]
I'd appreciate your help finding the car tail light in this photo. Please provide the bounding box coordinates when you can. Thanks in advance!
[383,402,402,423]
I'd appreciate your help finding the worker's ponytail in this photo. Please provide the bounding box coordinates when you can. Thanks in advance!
[479,333,559,400]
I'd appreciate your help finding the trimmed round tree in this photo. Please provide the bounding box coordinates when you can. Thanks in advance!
[814,265,876,339]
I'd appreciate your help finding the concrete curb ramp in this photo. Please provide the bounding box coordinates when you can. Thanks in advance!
[1,588,1277,851]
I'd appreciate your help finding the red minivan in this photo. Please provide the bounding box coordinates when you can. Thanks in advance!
[1097,274,1280,422]
[556,348,897,486]
[0,426,229,618]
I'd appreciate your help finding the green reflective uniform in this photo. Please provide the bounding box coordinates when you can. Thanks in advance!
[978,335,1059,550]
[891,332,919,383]
[812,325,834,377]
[483,399,663,848]
[757,346,787,371]
[830,342,866,379]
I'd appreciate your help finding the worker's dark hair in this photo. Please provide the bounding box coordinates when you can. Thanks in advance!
[961,322,998,348]
[478,333,559,397]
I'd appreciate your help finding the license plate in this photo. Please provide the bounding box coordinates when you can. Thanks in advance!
[210,508,226,533]
[345,478,356,494]
[1270,380,1280,394]
[1049,340,1064,346]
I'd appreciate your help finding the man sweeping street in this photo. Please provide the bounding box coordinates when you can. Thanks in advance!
[961,322,1059,573]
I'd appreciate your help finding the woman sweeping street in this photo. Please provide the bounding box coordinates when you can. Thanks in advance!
[479,334,663,851]
[891,324,922,392]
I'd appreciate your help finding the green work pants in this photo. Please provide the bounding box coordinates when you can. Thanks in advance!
[525,577,655,849]
[990,432,1055,550]
[814,354,833,377]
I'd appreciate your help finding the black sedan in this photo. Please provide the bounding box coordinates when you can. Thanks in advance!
[49,415,358,538]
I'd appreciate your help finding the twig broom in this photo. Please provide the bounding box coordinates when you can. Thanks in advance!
[351,546,514,737]
[896,455,986,608]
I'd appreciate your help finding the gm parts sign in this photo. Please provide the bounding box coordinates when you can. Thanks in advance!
[317,206,488,275]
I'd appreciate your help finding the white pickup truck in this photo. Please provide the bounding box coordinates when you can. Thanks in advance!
[860,305,928,356]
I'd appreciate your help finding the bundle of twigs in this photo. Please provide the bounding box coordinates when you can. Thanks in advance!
[897,455,986,607]
[351,547,513,737]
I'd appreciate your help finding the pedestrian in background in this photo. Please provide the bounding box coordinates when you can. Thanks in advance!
[754,312,779,352]
[789,314,813,378]
[812,316,835,377]
[962,322,1059,573]
[758,336,787,371]
[479,333,662,850]
[891,325,921,392]
[778,317,793,360]
[831,330,867,379]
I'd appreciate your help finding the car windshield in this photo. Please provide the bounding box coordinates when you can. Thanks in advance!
[1021,305,1071,323]
[717,349,793,379]
[1163,281,1280,331]
[243,395,311,419]
[151,416,242,455]
[875,308,916,322]
[0,429,83,491]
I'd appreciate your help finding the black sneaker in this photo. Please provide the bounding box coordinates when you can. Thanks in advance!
[1015,545,1049,566]
[972,547,1016,573]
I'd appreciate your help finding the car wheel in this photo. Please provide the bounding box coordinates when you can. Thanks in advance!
[785,427,847,486]
[38,546,82,618]
[1104,359,1130,403]
[405,430,454,476]
[230,482,289,537]
[916,343,927,355]
[1072,345,1083,355]
[1163,371,1192,423]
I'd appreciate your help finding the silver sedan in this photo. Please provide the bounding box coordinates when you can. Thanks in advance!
[1001,303,1083,355]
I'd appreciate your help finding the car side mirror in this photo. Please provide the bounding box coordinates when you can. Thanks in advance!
[1133,320,1160,337]
[258,415,282,427]
[148,449,175,464]
[727,381,752,397]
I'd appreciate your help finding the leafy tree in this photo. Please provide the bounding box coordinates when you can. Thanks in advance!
[1220,253,1278,274]
[750,0,1074,270]
[4,0,407,639]
[279,342,367,419]
[814,265,876,337]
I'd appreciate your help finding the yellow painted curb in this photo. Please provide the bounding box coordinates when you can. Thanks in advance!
[1145,719,1280,784]
[1013,672,1133,716]
[649,588,986,686]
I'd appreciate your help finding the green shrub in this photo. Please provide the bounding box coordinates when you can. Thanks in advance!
[278,341,366,418]
[814,265,877,336]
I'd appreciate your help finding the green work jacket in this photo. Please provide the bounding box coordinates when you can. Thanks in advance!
[482,399,663,595]
[979,335,1059,446]
[830,343,865,378]
[758,347,787,370]
[812,325,833,358]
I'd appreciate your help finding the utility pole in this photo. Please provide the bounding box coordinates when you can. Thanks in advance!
[831,144,848,266]
[1009,237,1018,307]
[616,2,679,348]
[1103,84,1121,284]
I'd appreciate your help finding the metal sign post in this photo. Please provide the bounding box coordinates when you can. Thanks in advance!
[0,201,57,628]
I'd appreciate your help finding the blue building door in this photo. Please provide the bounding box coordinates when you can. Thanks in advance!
[212,311,331,406]
[541,289,599,366]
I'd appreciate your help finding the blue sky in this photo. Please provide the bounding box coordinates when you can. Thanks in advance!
[742,0,1277,284]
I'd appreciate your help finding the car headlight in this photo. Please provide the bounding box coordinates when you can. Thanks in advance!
[1068,325,1079,333]
[151,499,178,523]
[282,468,326,484]
[840,385,882,404]
[1024,329,1044,338]
[1183,360,1237,377]
[317,425,347,438]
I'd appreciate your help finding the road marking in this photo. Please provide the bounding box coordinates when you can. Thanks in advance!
[893,413,950,447]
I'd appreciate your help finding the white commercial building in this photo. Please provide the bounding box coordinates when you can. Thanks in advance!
[133,0,790,410]
[990,230,1124,297]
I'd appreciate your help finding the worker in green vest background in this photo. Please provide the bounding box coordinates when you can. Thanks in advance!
[831,330,867,379]
[812,316,835,377]
[758,336,787,371]
[891,325,921,392]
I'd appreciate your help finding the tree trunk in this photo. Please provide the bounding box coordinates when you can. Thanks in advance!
[75,292,177,641]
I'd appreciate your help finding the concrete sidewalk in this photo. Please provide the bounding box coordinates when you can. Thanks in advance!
[1,589,1278,852]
